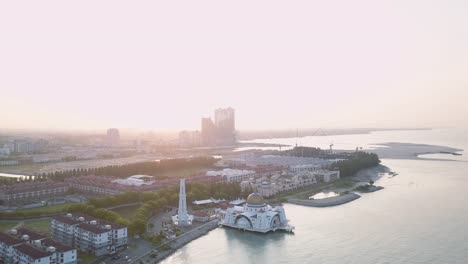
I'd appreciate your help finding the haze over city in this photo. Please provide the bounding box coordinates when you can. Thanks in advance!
[2,1,468,264]
[2,0,468,131]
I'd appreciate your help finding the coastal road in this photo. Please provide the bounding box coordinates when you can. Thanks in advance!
[91,237,153,264]
[131,220,219,264]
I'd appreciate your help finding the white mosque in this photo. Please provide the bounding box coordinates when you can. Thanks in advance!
[219,193,294,233]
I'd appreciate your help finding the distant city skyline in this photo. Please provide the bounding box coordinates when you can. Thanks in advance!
[1,1,468,131]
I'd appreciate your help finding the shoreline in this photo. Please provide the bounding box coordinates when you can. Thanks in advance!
[284,165,389,207]
[288,193,361,207]
[134,220,219,264]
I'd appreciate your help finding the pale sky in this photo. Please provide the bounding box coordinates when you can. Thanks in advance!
[1,0,467,131]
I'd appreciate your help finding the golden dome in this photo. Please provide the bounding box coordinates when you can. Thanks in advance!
[246,193,265,206]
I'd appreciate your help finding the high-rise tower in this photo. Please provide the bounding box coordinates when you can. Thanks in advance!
[200,107,236,146]
[106,128,120,146]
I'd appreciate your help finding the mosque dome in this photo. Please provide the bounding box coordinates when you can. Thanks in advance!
[246,193,265,206]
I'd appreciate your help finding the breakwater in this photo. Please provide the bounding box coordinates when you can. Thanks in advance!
[288,193,361,207]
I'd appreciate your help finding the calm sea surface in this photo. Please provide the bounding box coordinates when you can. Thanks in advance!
[163,128,468,264]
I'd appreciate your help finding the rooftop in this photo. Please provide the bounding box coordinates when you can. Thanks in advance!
[52,215,81,225]
[42,238,74,252]
[0,232,22,246]
[17,228,47,241]
[77,223,108,234]
[14,243,51,259]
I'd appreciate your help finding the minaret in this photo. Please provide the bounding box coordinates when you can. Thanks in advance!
[177,179,189,225]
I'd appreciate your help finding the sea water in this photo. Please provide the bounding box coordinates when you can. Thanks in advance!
[161,128,468,264]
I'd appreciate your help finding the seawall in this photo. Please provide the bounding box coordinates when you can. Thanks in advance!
[288,193,361,207]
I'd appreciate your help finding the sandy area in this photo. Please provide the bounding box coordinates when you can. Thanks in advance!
[365,142,463,160]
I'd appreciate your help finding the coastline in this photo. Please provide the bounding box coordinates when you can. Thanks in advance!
[365,142,464,161]
[288,193,361,207]
[134,220,219,264]
[284,165,389,207]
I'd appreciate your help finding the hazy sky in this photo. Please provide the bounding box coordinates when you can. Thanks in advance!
[1,0,467,131]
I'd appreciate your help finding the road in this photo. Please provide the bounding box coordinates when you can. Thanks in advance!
[131,220,219,264]
[91,237,154,264]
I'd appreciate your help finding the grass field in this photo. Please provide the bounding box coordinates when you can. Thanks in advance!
[0,221,18,232]
[111,204,141,219]
[23,219,51,235]
[16,203,71,214]
[0,218,51,234]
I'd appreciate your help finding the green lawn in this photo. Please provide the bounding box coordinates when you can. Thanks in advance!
[23,219,51,235]
[16,203,71,214]
[0,222,18,232]
[111,204,142,220]
[0,218,51,234]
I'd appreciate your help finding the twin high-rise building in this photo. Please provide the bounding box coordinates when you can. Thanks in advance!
[201,107,236,146]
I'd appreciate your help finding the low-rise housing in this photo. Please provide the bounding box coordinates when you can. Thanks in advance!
[51,213,127,257]
[245,170,340,198]
[206,169,255,182]
[0,181,69,205]
[0,228,77,264]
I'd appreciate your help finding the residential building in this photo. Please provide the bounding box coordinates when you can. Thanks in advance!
[0,233,22,264]
[200,107,236,146]
[51,213,127,257]
[246,170,340,198]
[13,140,32,154]
[13,243,51,264]
[0,228,76,264]
[106,128,120,147]
[178,130,201,147]
[206,169,255,182]
[0,181,69,205]
[0,147,11,156]
[201,117,216,146]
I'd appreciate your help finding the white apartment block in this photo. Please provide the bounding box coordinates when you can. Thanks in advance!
[51,214,127,257]
[0,228,77,264]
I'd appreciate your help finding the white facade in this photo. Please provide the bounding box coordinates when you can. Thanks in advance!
[206,169,255,182]
[247,170,340,198]
[51,214,127,257]
[219,193,294,233]
[13,244,51,264]
[172,179,193,226]
[227,155,340,168]
[0,230,77,264]
[111,175,155,186]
